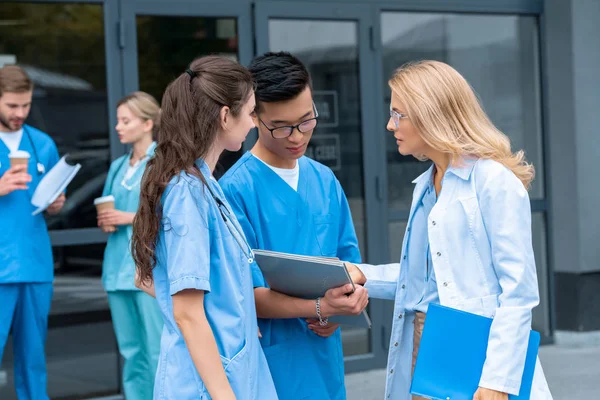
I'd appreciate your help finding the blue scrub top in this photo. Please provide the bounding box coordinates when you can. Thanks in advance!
[220,152,361,400]
[152,159,277,400]
[101,142,156,291]
[0,125,59,283]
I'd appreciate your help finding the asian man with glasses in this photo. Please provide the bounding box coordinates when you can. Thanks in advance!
[219,52,368,400]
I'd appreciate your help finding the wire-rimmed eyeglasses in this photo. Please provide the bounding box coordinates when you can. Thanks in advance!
[389,106,409,129]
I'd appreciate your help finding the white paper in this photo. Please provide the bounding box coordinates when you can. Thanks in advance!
[31,155,81,216]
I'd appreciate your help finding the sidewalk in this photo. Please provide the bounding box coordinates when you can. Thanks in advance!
[2,324,598,399]
[346,332,600,400]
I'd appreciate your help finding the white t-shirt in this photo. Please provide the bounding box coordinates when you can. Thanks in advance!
[0,129,23,153]
[252,154,300,191]
[124,157,146,181]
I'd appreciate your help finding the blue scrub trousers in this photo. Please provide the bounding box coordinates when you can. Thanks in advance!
[0,283,53,400]
[107,290,162,400]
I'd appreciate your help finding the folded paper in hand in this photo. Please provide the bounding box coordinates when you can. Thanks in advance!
[31,155,81,216]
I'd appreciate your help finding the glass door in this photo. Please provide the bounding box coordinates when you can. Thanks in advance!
[255,1,387,373]
[0,1,122,399]
[120,0,253,171]
[377,9,550,338]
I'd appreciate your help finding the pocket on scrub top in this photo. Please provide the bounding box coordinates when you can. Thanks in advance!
[221,341,251,396]
[262,342,319,399]
[313,213,337,257]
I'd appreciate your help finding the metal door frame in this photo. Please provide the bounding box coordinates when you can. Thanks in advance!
[370,0,552,343]
[119,0,253,95]
[5,0,124,246]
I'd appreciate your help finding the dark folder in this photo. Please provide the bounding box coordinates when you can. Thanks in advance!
[411,304,539,400]
[253,249,372,328]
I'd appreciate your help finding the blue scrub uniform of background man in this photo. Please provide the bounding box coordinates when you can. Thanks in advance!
[0,65,65,400]
[220,52,364,400]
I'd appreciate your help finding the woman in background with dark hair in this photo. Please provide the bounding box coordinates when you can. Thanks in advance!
[131,56,277,399]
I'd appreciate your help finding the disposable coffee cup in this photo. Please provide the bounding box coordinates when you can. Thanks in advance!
[94,195,116,231]
[9,150,30,168]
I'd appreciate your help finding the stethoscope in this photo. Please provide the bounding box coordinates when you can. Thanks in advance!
[25,126,46,175]
[203,177,255,264]
[108,151,148,193]
[0,126,45,175]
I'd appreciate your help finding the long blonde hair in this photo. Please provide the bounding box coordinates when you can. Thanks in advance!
[117,91,161,137]
[389,60,534,189]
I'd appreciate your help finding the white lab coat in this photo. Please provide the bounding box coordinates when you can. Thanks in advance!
[359,159,553,399]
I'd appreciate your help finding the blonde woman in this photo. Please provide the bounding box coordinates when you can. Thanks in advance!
[347,61,552,400]
[97,92,163,400]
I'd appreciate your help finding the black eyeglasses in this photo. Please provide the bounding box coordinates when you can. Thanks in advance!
[257,102,319,139]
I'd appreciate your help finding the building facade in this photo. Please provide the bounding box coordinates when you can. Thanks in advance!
[1,0,598,398]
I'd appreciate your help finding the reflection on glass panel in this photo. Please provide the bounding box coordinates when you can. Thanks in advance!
[382,12,544,208]
[388,220,408,263]
[1,323,119,400]
[0,2,111,230]
[136,16,238,103]
[0,4,116,398]
[136,16,240,172]
[51,245,108,314]
[341,306,371,357]
[532,212,550,336]
[269,19,369,355]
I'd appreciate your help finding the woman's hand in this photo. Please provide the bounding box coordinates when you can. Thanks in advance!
[344,262,367,285]
[173,289,236,400]
[306,319,340,338]
[97,209,135,228]
[473,387,508,400]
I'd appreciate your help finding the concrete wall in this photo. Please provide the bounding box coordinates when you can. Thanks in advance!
[545,0,600,330]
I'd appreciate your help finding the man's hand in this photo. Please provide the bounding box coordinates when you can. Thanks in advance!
[473,387,508,400]
[320,284,369,318]
[97,209,135,229]
[306,319,340,338]
[46,193,66,215]
[345,262,366,285]
[0,164,31,196]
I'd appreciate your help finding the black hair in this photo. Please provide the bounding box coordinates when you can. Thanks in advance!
[248,51,311,110]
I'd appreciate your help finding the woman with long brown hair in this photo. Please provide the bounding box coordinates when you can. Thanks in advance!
[131,56,276,399]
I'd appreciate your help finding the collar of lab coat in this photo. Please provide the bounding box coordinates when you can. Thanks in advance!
[412,157,477,184]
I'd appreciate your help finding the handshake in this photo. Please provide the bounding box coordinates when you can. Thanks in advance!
[318,262,368,318]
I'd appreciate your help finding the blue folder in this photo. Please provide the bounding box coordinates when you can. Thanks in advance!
[410,304,539,400]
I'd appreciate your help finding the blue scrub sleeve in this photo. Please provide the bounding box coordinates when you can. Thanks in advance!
[220,181,266,288]
[162,179,212,295]
[335,180,362,264]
